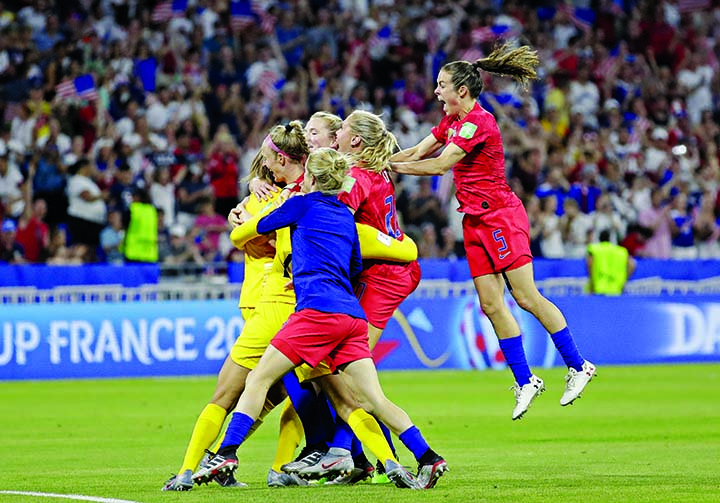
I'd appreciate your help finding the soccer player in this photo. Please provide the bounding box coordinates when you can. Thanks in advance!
[286,110,447,489]
[389,44,596,420]
[161,124,310,491]
[192,147,439,489]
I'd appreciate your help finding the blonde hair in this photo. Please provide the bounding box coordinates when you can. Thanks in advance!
[306,147,350,195]
[244,149,274,183]
[309,111,343,141]
[267,120,310,162]
[443,42,539,98]
[345,110,398,173]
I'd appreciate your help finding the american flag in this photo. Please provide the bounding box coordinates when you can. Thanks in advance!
[677,0,710,13]
[151,2,172,23]
[230,0,257,31]
[610,0,625,16]
[256,70,280,100]
[368,25,394,59]
[557,4,595,33]
[54,74,98,101]
[593,56,617,81]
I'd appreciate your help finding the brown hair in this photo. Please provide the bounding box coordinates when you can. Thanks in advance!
[442,43,539,99]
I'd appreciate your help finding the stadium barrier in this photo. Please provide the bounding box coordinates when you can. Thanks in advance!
[2,293,719,380]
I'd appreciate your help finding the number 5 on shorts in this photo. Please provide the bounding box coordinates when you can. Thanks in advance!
[493,229,510,260]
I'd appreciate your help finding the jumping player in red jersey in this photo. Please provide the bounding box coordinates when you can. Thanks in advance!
[390,44,596,420]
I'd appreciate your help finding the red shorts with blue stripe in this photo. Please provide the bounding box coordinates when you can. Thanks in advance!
[354,260,421,329]
[271,308,371,370]
[462,206,533,278]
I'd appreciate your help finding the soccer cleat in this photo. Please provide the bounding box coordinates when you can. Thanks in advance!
[511,375,545,420]
[267,468,308,487]
[560,360,597,406]
[161,469,193,491]
[215,471,248,488]
[325,458,375,485]
[371,460,391,484]
[296,447,354,479]
[384,459,420,489]
[191,453,238,485]
[416,454,448,489]
[281,445,327,474]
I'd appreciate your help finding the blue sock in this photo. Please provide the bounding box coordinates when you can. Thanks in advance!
[377,420,396,457]
[398,425,430,462]
[282,372,334,446]
[329,419,354,451]
[350,435,363,457]
[219,411,254,453]
[550,326,585,371]
[499,335,532,386]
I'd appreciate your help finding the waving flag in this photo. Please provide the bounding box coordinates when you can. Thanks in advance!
[230,0,257,31]
[54,74,98,101]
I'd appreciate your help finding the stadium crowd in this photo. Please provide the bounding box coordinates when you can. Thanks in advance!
[1,0,720,267]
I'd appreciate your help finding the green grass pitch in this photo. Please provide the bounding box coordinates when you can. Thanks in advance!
[1,364,718,503]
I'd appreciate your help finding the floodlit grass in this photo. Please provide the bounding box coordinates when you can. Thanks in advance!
[1,364,718,503]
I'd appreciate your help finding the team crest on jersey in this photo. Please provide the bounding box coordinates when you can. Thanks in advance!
[341,176,356,193]
[459,122,478,139]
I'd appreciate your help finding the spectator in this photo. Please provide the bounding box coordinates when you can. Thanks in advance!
[192,196,229,263]
[0,139,25,218]
[0,218,25,263]
[637,187,673,259]
[66,158,107,261]
[99,208,124,265]
[15,198,49,263]
[560,198,592,258]
[164,223,203,266]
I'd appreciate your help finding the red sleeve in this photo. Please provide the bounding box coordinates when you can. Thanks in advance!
[337,167,370,212]
[449,113,491,153]
[431,114,452,143]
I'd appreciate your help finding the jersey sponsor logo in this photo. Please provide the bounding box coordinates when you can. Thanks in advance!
[459,122,478,139]
[341,176,356,193]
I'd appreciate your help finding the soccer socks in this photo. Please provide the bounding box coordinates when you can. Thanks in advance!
[272,400,304,472]
[330,419,355,451]
[218,412,255,457]
[398,425,430,462]
[499,335,533,386]
[282,372,334,445]
[347,409,396,463]
[180,403,226,472]
[377,420,397,457]
[550,326,585,371]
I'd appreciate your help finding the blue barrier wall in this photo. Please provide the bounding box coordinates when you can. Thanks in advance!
[3,259,718,289]
[2,295,719,380]
[0,264,160,288]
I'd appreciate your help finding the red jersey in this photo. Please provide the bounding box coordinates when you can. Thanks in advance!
[431,102,521,216]
[338,166,404,240]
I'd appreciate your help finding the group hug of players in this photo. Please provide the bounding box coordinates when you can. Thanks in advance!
[161,45,596,492]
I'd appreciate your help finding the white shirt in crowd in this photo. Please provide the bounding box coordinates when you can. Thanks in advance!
[67,175,107,224]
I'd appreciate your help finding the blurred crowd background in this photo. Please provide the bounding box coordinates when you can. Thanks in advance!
[1,0,720,270]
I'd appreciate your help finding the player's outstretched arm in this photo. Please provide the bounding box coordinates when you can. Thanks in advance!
[356,223,418,262]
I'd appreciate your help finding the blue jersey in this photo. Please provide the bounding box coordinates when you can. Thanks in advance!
[257,192,366,320]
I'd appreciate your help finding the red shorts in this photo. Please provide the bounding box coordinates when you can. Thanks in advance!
[271,308,371,370]
[462,206,532,277]
[354,260,421,329]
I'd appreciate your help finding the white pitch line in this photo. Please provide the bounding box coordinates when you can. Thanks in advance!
[0,491,144,503]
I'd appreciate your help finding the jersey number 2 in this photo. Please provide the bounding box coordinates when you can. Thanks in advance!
[384,195,401,238]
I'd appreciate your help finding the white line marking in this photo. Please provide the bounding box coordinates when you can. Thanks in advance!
[0,491,144,503]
